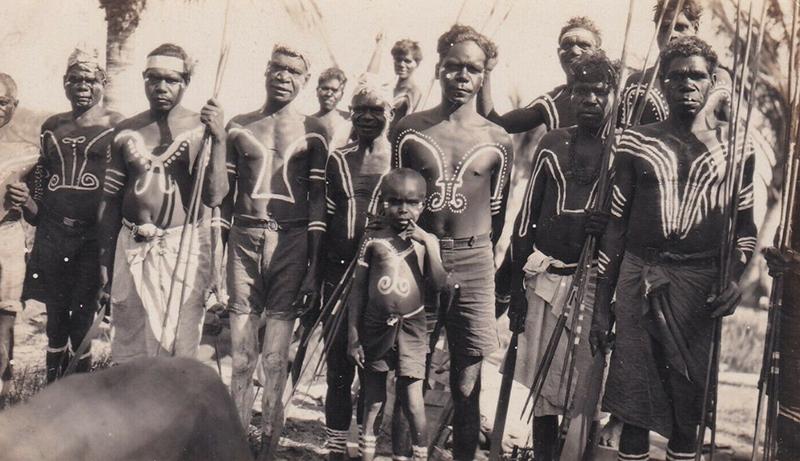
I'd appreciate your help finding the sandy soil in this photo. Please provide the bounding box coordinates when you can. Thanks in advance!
[7,303,763,461]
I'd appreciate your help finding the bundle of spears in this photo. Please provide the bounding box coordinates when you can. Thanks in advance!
[750,0,800,460]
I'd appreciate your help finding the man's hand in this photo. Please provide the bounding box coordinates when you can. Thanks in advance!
[5,182,30,207]
[348,340,365,368]
[763,247,792,278]
[589,312,613,356]
[294,273,321,316]
[584,209,610,237]
[706,281,742,318]
[200,98,226,141]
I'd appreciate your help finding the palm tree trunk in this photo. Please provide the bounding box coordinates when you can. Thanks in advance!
[100,0,147,112]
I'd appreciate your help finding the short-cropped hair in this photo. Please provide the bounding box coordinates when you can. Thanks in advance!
[318,67,347,87]
[391,39,423,64]
[559,16,602,47]
[436,24,498,64]
[658,36,718,77]
[569,50,619,88]
[653,0,702,29]
[147,43,194,80]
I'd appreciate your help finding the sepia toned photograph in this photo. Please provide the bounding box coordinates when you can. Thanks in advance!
[0,0,798,459]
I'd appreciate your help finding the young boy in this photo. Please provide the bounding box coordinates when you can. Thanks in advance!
[347,168,447,461]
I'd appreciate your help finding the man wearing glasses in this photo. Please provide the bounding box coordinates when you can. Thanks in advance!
[97,43,228,363]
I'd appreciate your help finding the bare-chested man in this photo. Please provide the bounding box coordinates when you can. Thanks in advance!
[618,0,731,128]
[590,37,756,460]
[97,43,228,362]
[0,73,39,391]
[392,25,513,460]
[322,75,393,461]
[368,35,424,123]
[223,45,327,449]
[17,49,123,382]
[478,17,602,136]
[314,67,351,150]
[508,51,616,461]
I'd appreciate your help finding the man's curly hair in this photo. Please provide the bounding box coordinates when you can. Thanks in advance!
[391,39,423,64]
[653,0,702,29]
[436,24,498,64]
[569,50,618,88]
[658,36,718,77]
[559,16,602,47]
[318,67,347,87]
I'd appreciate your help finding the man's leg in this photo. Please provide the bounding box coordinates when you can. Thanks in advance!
[259,317,295,444]
[325,322,356,461]
[361,369,387,461]
[68,243,100,373]
[450,352,483,461]
[618,423,650,461]
[68,301,95,373]
[533,415,559,461]
[229,311,261,428]
[397,376,427,461]
[45,303,70,383]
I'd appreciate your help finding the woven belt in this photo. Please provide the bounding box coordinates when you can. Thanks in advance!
[438,232,491,250]
[233,214,308,231]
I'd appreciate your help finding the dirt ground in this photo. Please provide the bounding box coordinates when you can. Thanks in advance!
[6,302,766,460]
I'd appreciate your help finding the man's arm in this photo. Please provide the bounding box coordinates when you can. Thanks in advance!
[477,71,548,134]
[502,144,549,329]
[366,32,385,74]
[407,221,446,289]
[590,142,636,353]
[200,98,229,207]
[347,241,372,367]
[97,136,128,301]
[490,136,514,247]
[324,152,341,228]
[294,133,329,309]
[709,146,757,317]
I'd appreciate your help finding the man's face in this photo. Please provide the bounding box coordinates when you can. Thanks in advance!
[143,67,186,112]
[393,52,418,79]
[350,92,392,141]
[437,41,487,105]
[0,81,18,129]
[382,178,426,231]
[662,55,714,118]
[658,11,698,48]
[266,52,308,104]
[63,65,104,112]
[317,78,344,112]
[570,80,613,130]
[558,28,599,76]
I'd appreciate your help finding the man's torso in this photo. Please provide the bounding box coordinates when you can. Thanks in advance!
[38,113,116,222]
[114,111,205,228]
[393,110,510,239]
[228,110,326,222]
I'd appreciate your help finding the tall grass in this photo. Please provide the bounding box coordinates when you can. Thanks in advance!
[720,307,767,374]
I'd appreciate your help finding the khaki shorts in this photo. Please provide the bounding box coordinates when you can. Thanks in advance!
[226,224,308,320]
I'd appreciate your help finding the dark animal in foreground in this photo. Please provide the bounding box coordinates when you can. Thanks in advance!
[0,357,253,461]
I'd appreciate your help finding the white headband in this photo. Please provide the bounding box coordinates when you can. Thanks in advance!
[145,55,187,74]
[560,28,598,46]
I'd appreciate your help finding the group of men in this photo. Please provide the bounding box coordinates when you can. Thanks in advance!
[0,0,770,460]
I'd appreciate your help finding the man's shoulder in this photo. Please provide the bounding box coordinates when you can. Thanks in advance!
[331,141,359,158]
[393,109,435,134]
[547,84,570,101]
[228,110,264,130]
[302,114,329,138]
[538,127,572,151]
[617,123,671,149]
[41,112,71,132]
